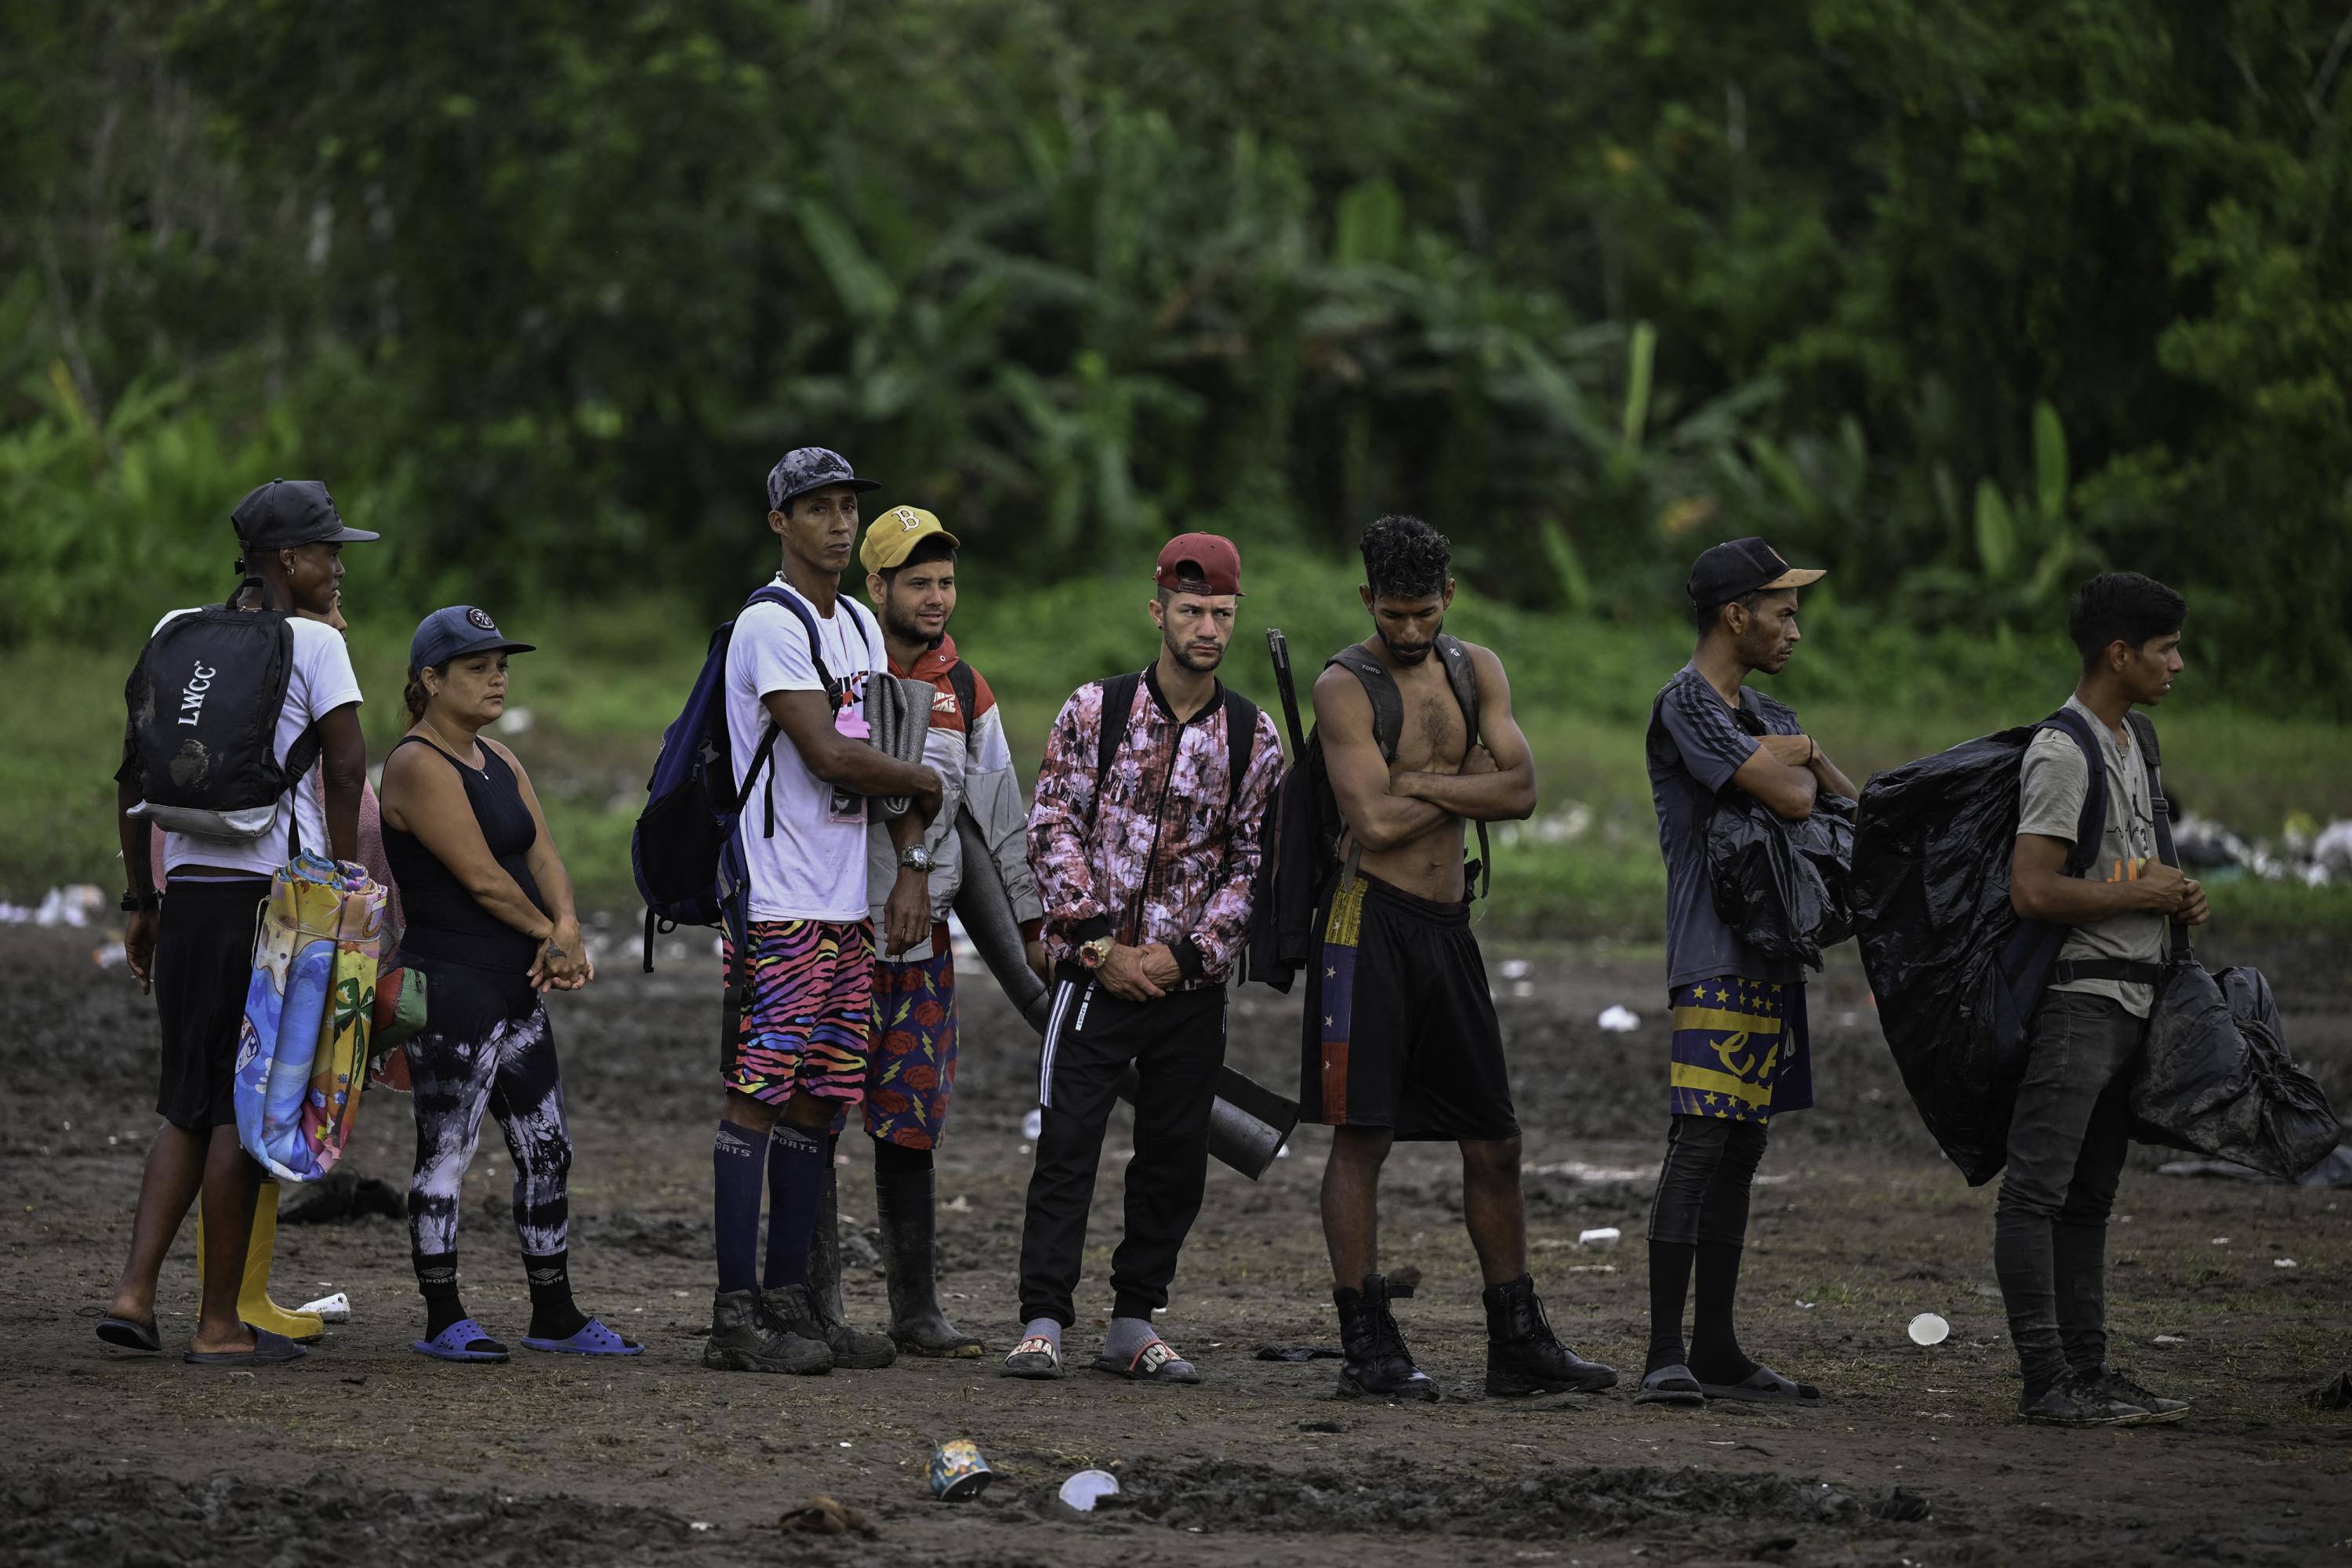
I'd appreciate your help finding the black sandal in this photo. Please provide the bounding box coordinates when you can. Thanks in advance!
[1635,1363,1707,1406]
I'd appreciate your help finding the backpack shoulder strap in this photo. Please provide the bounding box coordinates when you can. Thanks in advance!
[1327,646,1403,761]
[947,659,979,736]
[1094,670,1144,793]
[744,584,844,712]
[1220,688,1261,815]
[2036,708,2109,878]
[2124,710,2190,960]
[1435,634,1481,747]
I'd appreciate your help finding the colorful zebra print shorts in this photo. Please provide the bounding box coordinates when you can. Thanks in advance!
[721,918,877,1106]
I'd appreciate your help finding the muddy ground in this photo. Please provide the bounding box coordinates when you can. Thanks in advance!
[2,920,2347,1567]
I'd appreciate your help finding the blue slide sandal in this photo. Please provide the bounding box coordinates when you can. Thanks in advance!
[521,1317,643,1356]
[412,1319,510,1363]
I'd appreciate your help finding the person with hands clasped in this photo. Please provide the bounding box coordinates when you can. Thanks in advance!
[380,605,638,1364]
[1005,534,1282,1385]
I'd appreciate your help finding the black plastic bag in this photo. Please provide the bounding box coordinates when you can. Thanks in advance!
[2131,962,2341,1179]
[1707,791,1857,967]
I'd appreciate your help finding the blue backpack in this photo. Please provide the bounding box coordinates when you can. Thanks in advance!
[630,584,862,971]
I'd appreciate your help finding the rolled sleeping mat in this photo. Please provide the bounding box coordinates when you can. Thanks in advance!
[862,673,932,820]
[952,809,1300,1180]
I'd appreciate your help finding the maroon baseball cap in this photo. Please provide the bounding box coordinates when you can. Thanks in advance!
[1154,532,1245,597]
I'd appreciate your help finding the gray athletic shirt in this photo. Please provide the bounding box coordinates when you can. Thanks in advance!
[2016,695,2166,1018]
[1646,664,1804,990]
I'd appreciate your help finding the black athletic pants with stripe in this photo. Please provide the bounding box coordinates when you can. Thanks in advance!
[1017,966,1227,1328]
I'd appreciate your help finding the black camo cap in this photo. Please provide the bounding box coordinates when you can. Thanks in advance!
[230,479,379,549]
[767,446,880,511]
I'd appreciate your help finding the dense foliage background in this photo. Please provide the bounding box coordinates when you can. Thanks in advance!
[5,0,2349,706]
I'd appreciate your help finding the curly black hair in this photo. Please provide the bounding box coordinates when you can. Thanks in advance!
[1359,514,1452,601]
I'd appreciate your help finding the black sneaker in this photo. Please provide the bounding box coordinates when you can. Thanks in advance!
[1482,1274,1618,1396]
[2083,1366,2191,1425]
[1334,1273,1439,1403]
[704,1288,831,1375]
[2019,1374,2145,1426]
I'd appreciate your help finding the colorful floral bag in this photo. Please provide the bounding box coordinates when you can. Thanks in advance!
[234,852,386,1182]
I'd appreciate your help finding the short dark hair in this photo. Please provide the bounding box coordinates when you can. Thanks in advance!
[1155,575,1213,608]
[2068,572,2185,670]
[1360,514,1451,601]
[1695,588,1770,632]
[879,535,957,586]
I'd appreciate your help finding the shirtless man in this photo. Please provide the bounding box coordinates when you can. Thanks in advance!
[1300,514,1617,1402]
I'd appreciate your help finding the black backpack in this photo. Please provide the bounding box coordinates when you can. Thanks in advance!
[1092,666,1260,826]
[122,597,318,851]
[1247,634,1488,994]
[1851,706,2120,1183]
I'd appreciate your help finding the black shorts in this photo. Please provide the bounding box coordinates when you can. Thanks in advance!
[1298,872,1518,1142]
[152,878,271,1133]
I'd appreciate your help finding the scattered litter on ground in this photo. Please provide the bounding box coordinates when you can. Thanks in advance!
[2274,1258,2299,1269]
[0,886,106,928]
[1021,1107,1043,1139]
[1499,959,1530,980]
[2154,1334,2187,1346]
[1058,1469,1121,1512]
[779,1494,877,1535]
[93,942,126,968]
[1577,1226,1622,1249]
[1528,1159,1653,1183]
[1597,1005,1641,1033]
[296,1291,352,1323]
[2210,1236,2231,1245]
[1907,1313,1949,1347]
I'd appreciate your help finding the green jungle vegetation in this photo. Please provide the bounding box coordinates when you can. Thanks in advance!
[5,2,2349,934]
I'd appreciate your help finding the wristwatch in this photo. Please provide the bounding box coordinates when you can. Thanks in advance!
[1078,935,1115,969]
[897,844,935,874]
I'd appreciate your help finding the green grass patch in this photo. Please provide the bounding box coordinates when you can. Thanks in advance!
[10,552,2352,938]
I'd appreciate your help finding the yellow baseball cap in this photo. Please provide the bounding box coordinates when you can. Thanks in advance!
[859,505,960,573]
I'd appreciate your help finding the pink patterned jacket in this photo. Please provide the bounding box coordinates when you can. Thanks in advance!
[1026,665,1283,989]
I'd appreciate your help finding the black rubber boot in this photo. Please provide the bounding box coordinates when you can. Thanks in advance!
[876,1168,982,1358]
[794,1161,895,1370]
[1334,1273,1439,1402]
[1483,1273,1619,1396]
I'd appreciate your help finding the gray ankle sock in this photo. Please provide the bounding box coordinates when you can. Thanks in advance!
[1021,1316,1062,1351]
[1103,1314,1160,1361]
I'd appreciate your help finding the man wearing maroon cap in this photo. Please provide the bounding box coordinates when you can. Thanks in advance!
[1004,535,1283,1383]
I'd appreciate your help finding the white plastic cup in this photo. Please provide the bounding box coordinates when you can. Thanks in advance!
[1907,1312,1949,1346]
[1058,1469,1120,1512]
[297,1291,352,1323]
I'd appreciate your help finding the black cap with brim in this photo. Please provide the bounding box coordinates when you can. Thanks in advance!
[1687,536,1824,612]
[231,478,380,548]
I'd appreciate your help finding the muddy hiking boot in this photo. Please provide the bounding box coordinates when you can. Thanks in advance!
[876,1168,983,1358]
[1483,1273,1619,1396]
[798,1165,896,1370]
[1334,1273,1439,1403]
[2019,1372,2146,1426]
[2080,1366,2191,1425]
[705,1288,832,1375]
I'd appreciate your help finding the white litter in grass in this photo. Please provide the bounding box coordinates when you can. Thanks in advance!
[1597,1005,1641,1033]
[2274,1258,2299,1269]
[1908,1313,1950,1347]
[496,706,535,735]
[93,942,127,968]
[1059,1469,1121,1512]
[1499,959,1530,980]
[2210,1236,2231,1245]
[296,1292,351,1323]
[943,1194,971,1213]
[1022,1108,1044,1139]
[1577,1227,1622,1249]
[1528,1159,1653,1184]
[1795,1300,1817,1309]
[1511,980,1535,999]
[2153,1334,2187,1345]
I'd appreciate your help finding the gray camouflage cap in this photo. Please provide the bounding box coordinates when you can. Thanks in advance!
[766,446,881,511]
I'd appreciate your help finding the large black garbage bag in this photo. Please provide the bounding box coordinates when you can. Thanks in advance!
[1708,791,1857,967]
[1851,724,2063,1185]
[2131,962,2341,1178]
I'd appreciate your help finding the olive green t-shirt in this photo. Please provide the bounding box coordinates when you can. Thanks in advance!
[2015,696,2166,1018]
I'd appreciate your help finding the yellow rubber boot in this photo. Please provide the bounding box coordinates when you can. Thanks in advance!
[195,1175,326,1342]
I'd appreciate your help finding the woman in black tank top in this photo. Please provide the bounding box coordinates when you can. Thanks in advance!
[378,605,637,1363]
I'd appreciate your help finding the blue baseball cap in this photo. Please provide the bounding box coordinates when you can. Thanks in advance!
[409,605,536,671]
[767,446,880,511]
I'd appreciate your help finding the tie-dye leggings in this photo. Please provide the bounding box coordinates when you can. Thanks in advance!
[404,957,572,1263]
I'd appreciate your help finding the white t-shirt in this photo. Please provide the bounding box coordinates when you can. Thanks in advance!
[151,608,365,879]
[724,578,887,922]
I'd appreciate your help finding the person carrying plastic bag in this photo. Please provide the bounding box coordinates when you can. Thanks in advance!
[234,851,385,1182]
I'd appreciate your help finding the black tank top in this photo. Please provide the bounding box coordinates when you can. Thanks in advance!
[383,735,547,972]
